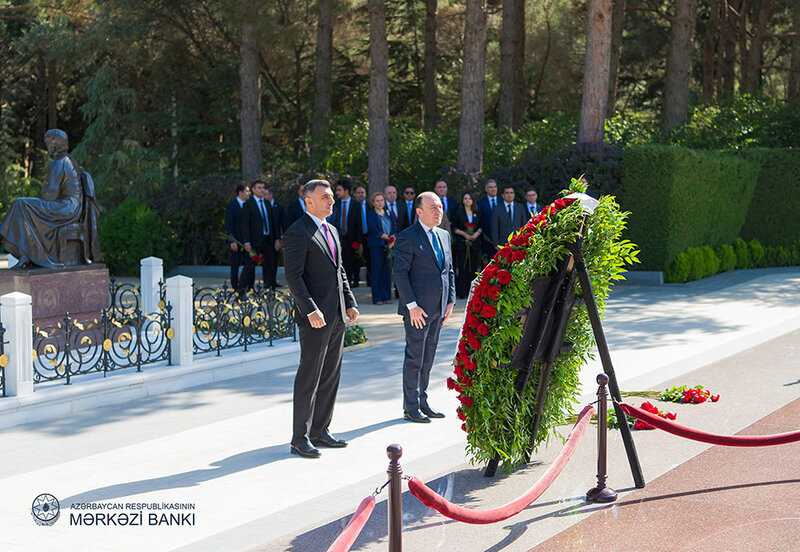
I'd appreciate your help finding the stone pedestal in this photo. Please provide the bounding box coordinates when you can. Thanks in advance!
[0,264,110,327]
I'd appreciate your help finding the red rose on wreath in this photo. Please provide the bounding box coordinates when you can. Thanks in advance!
[457,408,466,421]
[468,336,482,350]
[512,249,527,263]
[446,377,456,390]
[461,375,473,387]
[497,270,512,285]
[554,198,567,210]
[485,264,499,277]
[487,286,502,300]
[476,323,489,336]
[464,358,477,371]
[481,304,497,318]
[471,295,484,310]
[454,363,464,379]
[458,395,474,407]
[466,311,480,328]
[461,423,468,432]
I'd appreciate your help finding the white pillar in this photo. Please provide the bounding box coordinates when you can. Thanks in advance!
[165,275,193,367]
[140,256,164,316]
[1,292,34,396]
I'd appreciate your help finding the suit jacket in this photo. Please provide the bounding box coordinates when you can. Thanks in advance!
[366,209,397,248]
[242,197,280,249]
[270,200,286,233]
[477,196,500,227]
[491,201,527,246]
[452,208,482,252]
[285,197,306,229]
[328,197,362,247]
[525,202,541,218]
[438,195,457,222]
[283,214,356,324]
[224,199,245,243]
[393,222,456,318]
[398,199,417,231]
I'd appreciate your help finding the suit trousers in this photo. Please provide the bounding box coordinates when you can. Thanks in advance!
[229,248,243,290]
[369,245,392,303]
[238,236,276,291]
[402,309,443,413]
[292,315,346,446]
[341,236,359,286]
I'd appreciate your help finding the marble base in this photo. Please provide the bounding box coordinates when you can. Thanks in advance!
[0,264,110,326]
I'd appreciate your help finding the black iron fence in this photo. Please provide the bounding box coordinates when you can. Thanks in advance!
[32,281,172,385]
[193,284,297,356]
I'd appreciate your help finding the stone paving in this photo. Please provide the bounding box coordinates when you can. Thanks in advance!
[0,267,798,551]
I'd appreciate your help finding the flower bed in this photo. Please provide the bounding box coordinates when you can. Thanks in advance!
[450,178,638,469]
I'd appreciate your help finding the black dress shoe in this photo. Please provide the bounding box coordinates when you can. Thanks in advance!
[290,442,321,458]
[403,410,431,423]
[421,406,446,419]
[310,433,348,448]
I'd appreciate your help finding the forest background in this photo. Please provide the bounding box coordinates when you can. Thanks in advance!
[0,0,798,271]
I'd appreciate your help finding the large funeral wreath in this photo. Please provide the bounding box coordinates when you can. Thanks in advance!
[450,178,638,469]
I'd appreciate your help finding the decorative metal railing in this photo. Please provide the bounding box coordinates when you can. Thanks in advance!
[193,284,296,356]
[32,281,172,385]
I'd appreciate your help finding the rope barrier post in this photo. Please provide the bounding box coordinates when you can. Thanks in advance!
[586,373,617,503]
[387,444,403,552]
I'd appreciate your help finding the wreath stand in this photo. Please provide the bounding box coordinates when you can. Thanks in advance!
[483,218,645,490]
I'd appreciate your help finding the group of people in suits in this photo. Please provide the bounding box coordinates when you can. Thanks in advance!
[280,180,455,458]
[224,180,282,294]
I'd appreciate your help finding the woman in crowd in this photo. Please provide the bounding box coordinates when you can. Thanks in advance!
[452,191,483,299]
[366,191,396,304]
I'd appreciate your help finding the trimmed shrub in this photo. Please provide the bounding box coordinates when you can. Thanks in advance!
[99,198,178,274]
[749,239,766,268]
[687,247,705,281]
[733,237,751,268]
[715,244,736,272]
[737,149,800,247]
[701,246,720,277]
[665,251,691,283]
[619,145,760,271]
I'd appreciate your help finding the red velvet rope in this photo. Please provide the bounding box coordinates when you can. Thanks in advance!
[619,402,800,447]
[325,495,375,552]
[407,404,596,524]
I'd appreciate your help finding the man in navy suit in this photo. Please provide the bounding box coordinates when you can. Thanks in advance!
[224,183,250,290]
[491,184,526,249]
[398,185,417,231]
[477,179,499,261]
[433,180,456,226]
[524,188,541,218]
[284,179,359,458]
[393,192,456,423]
[241,180,281,291]
[263,182,285,287]
[329,178,362,287]
[285,183,307,229]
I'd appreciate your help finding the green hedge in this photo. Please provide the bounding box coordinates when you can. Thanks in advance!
[737,149,800,247]
[619,145,760,270]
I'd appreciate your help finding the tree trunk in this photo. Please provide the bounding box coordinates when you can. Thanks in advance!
[34,56,47,175]
[701,0,720,101]
[47,59,58,129]
[423,0,439,129]
[737,0,749,92]
[311,0,333,165]
[790,4,800,103]
[458,0,487,175]
[368,0,389,196]
[661,0,697,132]
[721,0,737,97]
[577,0,612,145]
[498,0,514,128]
[742,0,772,95]
[512,0,525,129]
[240,5,262,182]
[606,0,626,117]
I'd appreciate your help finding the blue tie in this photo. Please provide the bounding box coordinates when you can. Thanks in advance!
[259,199,270,235]
[430,229,443,269]
[361,203,367,233]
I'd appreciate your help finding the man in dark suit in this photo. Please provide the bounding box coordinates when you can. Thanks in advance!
[433,180,457,223]
[241,180,281,291]
[477,179,499,261]
[398,186,417,231]
[393,192,456,423]
[264,182,285,287]
[224,183,250,290]
[284,179,359,458]
[491,184,526,248]
[285,183,307,229]
[329,178,361,287]
[524,188,541,218]
[354,185,370,286]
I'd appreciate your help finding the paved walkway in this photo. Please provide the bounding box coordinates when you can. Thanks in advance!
[0,267,799,551]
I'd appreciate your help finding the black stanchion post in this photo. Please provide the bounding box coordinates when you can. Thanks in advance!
[387,444,403,552]
[586,373,617,503]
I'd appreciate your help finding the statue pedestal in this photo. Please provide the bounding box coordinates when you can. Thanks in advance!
[0,264,110,327]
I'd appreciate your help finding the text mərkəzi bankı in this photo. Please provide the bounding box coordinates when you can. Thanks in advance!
[68,502,196,526]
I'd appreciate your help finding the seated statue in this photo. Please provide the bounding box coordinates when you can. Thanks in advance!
[0,129,99,268]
